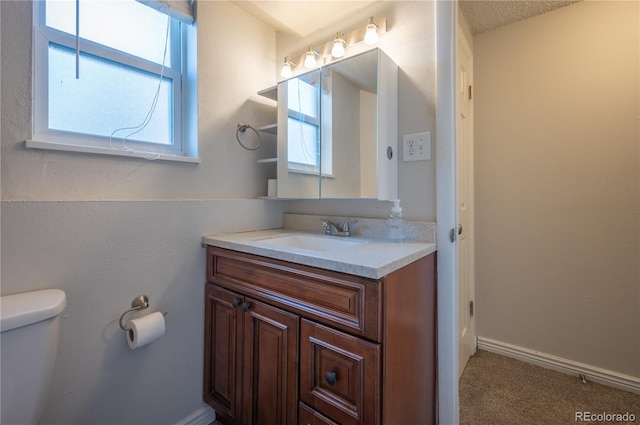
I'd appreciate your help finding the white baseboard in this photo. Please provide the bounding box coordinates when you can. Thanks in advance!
[176,405,216,425]
[477,337,640,395]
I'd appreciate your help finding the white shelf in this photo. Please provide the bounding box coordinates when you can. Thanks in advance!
[258,86,277,102]
[257,124,277,135]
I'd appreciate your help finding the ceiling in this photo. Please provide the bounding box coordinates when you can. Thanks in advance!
[459,0,580,35]
[229,1,377,37]
[230,0,580,38]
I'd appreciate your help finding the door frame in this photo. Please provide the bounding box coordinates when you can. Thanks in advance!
[435,1,459,424]
[456,21,476,376]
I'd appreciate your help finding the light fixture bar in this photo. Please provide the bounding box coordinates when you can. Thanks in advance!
[279,17,388,80]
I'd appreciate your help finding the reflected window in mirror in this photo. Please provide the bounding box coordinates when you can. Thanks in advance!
[286,77,320,173]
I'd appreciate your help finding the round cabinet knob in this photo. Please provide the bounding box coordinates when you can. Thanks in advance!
[232,299,242,308]
[241,302,251,312]
[325,371,338,386]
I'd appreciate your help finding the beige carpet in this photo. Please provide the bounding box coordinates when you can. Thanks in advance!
[460,350,640,425]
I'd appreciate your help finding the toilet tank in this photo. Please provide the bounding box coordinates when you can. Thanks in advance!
[1,289,67,425]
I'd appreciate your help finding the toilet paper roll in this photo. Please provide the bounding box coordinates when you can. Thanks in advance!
[126,311,165,350]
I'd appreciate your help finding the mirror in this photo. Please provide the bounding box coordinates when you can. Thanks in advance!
[276,48,398,199]
[277,69,322,199]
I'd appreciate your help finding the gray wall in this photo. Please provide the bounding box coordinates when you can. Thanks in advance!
[1,200,284,424]
[474,1,639,378]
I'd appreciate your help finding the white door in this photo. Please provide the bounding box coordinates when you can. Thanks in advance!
[456,29,476,377]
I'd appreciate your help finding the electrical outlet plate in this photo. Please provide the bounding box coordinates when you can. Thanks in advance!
[402,132,431,162]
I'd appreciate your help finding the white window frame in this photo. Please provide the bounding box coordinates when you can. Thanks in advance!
[29,0,199,163]
[285,76,321,174]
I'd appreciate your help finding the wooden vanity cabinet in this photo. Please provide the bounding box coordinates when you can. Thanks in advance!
[204,246,436,425]
[204,284,299,425]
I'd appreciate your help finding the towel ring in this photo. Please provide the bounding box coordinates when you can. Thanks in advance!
[119,295,149,331]
[236,122,261,151]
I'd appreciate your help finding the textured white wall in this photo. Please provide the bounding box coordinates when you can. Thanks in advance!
[474,1,640,377]
[1,0,278,201]
[278,1,437,221]
[0,1,287,423]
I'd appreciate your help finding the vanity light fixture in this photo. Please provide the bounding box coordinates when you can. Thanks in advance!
[303,46,318,68]
[280,16,387,78]
[280,56,295,78]
[364,16,379,45]
[331,33,346,58]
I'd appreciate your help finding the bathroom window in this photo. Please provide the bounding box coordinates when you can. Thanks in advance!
[30,0,198,162]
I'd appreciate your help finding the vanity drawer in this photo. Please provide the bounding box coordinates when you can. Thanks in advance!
[299,403,340,425]
[300,319,380,425]
[207,247,381,341]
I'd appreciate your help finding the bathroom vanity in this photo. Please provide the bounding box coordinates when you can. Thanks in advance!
[202,229,436,425]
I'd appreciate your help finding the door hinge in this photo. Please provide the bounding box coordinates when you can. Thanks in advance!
[468,85,473,100]
[470,300,474,316]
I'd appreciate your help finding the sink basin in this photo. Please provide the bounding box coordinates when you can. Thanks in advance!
[257,234,363,252]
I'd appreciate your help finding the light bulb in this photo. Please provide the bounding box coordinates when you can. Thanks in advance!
[280,57,293,78]
[281,62,292,78]
[304,47,317,68]
[364,18,379,45]
[331,33,346,58]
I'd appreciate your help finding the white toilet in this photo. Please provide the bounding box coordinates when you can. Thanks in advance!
[1,289,67,424]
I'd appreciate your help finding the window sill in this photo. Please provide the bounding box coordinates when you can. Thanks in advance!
[25,140,201,164]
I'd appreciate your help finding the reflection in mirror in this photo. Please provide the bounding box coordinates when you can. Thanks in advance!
[287,75,319,173]
[277,70,321,198]
[321,49,378,198]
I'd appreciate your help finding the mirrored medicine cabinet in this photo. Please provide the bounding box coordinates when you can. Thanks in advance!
[260,48,398,200]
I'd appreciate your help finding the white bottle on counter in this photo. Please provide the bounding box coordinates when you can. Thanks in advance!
[387,199,407,243]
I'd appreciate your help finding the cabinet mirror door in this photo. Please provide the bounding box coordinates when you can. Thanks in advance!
[320,49,379,199]
[276,49,397,200]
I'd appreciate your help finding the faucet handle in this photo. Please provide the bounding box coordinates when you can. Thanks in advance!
[320,218,334,234]
[320,218,357,236]
[342,220,358,232]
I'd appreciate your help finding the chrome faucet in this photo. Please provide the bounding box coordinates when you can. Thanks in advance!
[320,219,357,237]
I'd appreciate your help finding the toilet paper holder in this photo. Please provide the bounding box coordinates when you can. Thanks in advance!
[119,295,150,331]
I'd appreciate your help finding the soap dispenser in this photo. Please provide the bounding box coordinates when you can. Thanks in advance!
[388,199,407,242]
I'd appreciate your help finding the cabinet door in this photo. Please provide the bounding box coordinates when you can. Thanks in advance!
[242,298,299,425]
[204,284,243,423]
[300,319,380,425]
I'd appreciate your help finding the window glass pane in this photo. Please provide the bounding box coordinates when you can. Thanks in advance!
[46,0,171,65]
[48,43,173,145]
[287,78,318,118]
[287,118,318,167]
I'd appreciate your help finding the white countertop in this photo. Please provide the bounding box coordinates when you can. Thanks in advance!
[202,229,436,279]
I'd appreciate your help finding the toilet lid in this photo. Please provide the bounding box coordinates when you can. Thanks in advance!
[0,289,66,332]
